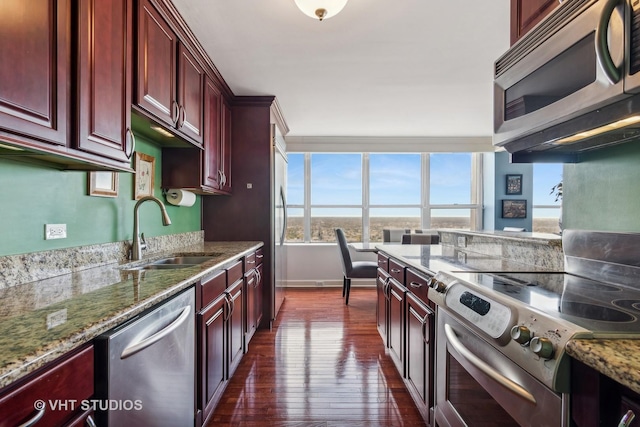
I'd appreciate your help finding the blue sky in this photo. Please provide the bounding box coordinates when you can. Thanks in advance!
[287,153,562,216]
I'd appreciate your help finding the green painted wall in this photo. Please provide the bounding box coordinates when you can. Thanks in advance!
[0,137,201,256]
[563,142,640,232]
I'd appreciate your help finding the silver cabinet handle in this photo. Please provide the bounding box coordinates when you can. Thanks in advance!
[595,0,621,84]
[390,268,402,273]
[179,105,186,128]
[410,281,423,288]
[171,101,180,126]
[223,293,232,321]
[121,306,191,359]
[619,410,636,427]
[18,407,45,427]
[444,324,536,404]
[125,127,136,159]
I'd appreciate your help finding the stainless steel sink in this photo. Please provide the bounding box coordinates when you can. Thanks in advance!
[121,253,222,271]
[153,256,217,265]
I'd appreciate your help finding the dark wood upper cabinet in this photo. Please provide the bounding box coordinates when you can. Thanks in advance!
[161,76,230,194]
[510,0,558,45]
[178,44,205,144]
[77,0,134,162]
[136,0,204,146]
[0,0,70,147]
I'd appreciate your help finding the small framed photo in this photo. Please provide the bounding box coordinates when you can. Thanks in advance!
[88,171,119,198]
[134,152,155,200]
[502,199,527,219]
[506,174,523,195]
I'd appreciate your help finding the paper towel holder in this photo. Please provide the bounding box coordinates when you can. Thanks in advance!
[163,188,196,207]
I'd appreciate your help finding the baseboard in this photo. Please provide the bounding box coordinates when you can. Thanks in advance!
[283,279,376,288]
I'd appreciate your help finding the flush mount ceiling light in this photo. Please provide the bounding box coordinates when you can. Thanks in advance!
[294,0,348,21]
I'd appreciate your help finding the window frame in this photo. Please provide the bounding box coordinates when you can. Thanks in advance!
[286,152,484,243]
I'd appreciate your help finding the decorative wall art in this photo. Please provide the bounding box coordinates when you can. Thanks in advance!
[506,174,523,195]
[134,152,155,200]
[502,199,527,219]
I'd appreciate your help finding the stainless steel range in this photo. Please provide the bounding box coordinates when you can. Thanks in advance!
[429,230,640,427]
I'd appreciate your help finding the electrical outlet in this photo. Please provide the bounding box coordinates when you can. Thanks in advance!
[45,224,67,240]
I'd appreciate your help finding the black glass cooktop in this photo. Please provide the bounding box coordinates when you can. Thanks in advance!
[448,271,640,334]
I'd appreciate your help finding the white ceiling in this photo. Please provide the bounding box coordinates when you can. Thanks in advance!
[170,0,511,141]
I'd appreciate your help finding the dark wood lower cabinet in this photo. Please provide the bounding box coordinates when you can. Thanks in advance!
[376,268,390,346]
[571,358,640,427]
[405,292,434,423]
[227,279,244,378]
[388,278,405,375]
[199,293,226,424]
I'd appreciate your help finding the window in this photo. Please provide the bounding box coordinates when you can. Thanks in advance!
[532,163,562,234]
[286,152,482,243]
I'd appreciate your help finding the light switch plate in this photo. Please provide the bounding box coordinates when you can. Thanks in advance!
[45,224,67,240]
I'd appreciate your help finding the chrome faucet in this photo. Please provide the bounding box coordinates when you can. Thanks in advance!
[131,196,172,261]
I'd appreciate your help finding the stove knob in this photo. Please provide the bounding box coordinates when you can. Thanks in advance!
[510,325,531,345]
[430,280,447,293]
[530,337,554,359]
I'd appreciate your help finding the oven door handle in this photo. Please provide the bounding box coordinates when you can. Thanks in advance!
[444,324,537,404]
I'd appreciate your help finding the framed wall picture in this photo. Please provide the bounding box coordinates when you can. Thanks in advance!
[502,199,527,219]
[134,152,155,200]
[506,174,523,195]
[88,171,119,197]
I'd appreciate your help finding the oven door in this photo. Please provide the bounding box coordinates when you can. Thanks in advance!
[434,309,563,427]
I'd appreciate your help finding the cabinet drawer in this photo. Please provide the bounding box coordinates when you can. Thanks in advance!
[388,259,406,284]
[0,345,94,427]
[200,270,226,309]
[245,252,257,270]
[255,248,264,266]
[227,260,243,285]
[406,269,433,309]
[377,253,389,272]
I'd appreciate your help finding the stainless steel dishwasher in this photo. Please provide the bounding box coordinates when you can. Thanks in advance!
[94,287,195,427]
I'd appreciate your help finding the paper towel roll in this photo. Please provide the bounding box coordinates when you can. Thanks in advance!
[166,189,196,207]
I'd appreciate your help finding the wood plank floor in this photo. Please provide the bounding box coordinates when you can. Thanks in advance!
[206,287,425,426]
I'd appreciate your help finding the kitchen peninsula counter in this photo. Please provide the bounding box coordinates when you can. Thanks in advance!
[0,241,262,388]
[566,339,640,395]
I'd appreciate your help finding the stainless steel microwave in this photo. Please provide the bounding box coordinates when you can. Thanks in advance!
[494,0,640,162]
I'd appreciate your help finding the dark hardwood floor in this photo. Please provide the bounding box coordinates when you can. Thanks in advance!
[206,287,425,426]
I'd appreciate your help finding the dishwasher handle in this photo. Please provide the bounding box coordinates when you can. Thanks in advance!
[121,305,192,359]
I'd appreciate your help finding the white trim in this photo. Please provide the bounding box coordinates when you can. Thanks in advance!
[283,279,376,288]
[286,136,495,153]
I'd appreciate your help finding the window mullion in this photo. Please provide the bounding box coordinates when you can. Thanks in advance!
[363,153,370,243]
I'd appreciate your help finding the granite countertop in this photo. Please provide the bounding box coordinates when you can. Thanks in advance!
[375,244,564,276]
[438,229,563,246]
[0,241,262,388]
[566,338,640,395]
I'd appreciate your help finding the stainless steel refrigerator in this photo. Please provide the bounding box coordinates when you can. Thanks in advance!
[202,97,287,327]
[272,124,287,317]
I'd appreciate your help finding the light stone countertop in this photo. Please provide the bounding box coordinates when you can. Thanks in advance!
[0,241,262,388]
[566,339,640,395]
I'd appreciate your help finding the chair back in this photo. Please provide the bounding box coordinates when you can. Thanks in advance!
[335,228,352,276]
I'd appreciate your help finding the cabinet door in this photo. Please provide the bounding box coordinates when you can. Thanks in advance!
[218,98,232,193]
[202,78,222,190]
[244,269,257,347]
[388,278,405,375]
[0,345,93,427]
[510,0,557,45]
[199,295,226,418]
[77,0,133,162]
[227,279,244,377]
[178,44,204,144]
[255,263,264,328]
[406,293,434,421]
[0,0,69,147]
[136,0,177,127]
[376,269,390,346]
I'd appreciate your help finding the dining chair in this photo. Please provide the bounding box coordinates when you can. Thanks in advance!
[335,228,378,305]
